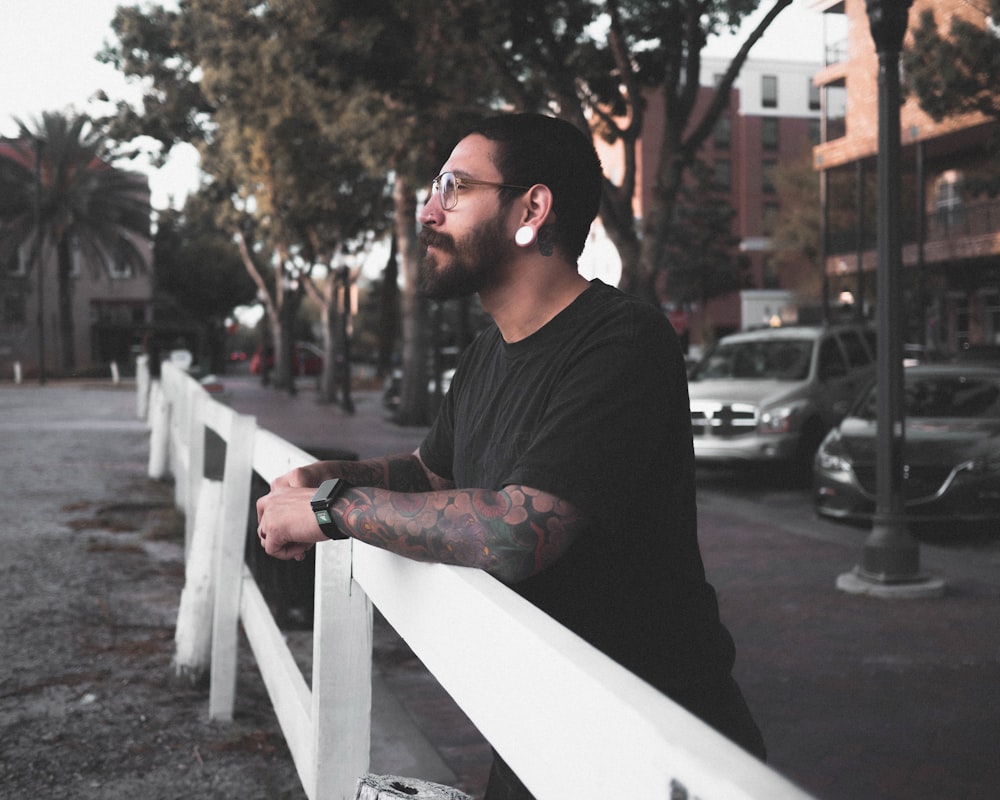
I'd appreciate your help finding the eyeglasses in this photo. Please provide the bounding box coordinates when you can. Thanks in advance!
[431,171,530,211]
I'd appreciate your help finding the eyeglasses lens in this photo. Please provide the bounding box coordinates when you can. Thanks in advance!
[439,172,457,210]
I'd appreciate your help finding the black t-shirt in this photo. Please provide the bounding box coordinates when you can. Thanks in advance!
[420,280,736,695]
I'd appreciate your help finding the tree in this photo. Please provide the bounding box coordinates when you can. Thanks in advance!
[0,111,150,373]
[152,193,258,371]
[483,0,794,303]
[103,0,394,397]
[903,0,1000,194]
[662,159,743,343]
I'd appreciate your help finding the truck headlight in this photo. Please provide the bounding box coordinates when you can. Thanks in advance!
[759,407,794,435]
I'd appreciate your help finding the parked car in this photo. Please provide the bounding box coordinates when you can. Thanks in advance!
[814,363,1000,526]
[687,324,876,472]
[249,342,323,377]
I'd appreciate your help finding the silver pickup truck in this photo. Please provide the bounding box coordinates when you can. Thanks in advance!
[688,324,876,473]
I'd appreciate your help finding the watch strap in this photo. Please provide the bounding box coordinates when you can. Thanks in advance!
[310,478,351,540]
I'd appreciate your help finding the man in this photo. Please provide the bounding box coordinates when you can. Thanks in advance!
[256,113,764,798]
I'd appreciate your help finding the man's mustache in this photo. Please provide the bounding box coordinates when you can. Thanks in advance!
[418,229,454,252]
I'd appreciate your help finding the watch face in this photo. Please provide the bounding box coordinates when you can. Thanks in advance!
[311,478,342,510]
[315,509,333,524]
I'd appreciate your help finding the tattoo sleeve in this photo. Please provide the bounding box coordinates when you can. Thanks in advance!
[334,484,585,584]
[325,450,453,492]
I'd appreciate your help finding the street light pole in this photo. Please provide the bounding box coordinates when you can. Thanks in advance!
[838,0,943,598]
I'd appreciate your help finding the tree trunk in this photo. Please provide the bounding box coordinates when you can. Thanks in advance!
[377,236,399,379]
[56,236,76,373]
[318,271,339,405]
[392,174,431,426]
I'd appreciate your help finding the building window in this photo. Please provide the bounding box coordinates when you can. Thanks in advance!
[762,255,780,289]
[934,172,964,231]
[4,245,29,276]
[808,118,821,146]
[71,238,135,279]
[762,160,778,194]
[713,159,731,192]
[982,291,1000,346]
[761,117,779,151]
[713,115,732,149]
[808,80,821,111]
[762,203,781,236]
[823,84,847,141]
[762,75,778,109]
[2,292,27,325]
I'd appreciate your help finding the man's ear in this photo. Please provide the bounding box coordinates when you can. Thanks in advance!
[520,183,554,227]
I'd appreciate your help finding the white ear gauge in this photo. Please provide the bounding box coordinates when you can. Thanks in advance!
[515,225,535,247]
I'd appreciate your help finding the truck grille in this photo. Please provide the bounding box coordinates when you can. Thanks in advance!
[690,404,757,438]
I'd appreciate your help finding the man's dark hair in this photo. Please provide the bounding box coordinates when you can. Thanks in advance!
[463,113,603,261]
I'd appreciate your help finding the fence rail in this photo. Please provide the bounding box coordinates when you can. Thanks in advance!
[140,358,813,800]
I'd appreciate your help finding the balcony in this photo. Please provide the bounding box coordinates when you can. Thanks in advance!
[827,197,1000,270]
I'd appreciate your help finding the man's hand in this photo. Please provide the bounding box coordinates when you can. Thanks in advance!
[256,485,328,561]
[268,462,332,491]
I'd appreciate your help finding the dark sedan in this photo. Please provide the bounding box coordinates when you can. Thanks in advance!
[814,363,1000,527]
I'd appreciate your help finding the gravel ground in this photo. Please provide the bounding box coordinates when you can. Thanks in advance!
[0,383,306,800]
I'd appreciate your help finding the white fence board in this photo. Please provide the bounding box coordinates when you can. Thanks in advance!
[352,543,811,800]
[239,566,316,792]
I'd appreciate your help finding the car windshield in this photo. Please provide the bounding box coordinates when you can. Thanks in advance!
[691,339,813,381]
[857,374,1000,420]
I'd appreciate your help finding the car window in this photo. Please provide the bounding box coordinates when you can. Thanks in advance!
[856,374,1000,419]
[818,337,848,380]
[692,339,812,380]
[839,330,872,368]
[907,376,1000,418]
[863,330,877,360]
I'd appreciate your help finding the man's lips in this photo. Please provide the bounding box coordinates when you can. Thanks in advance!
[419,230,454,252]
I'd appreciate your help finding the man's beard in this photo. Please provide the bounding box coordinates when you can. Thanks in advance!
[417,217,509,300]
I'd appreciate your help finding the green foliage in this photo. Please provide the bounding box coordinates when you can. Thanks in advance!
[903,1,1000,123]
[903,1,1000,195]
[153,195,257,323]
[662,159,742,305]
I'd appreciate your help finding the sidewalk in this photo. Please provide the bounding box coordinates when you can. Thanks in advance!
[4,378,999,799]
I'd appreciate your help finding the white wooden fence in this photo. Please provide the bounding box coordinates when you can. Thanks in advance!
[139,358,814,800]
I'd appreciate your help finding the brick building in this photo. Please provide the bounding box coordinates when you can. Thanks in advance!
[812,0,1000,353]
[634,56,823,346]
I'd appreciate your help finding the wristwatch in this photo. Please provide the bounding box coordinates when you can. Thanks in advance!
[310,478,352,539]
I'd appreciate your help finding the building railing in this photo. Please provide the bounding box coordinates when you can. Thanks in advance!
[140,358,814,800]
[827,196,1000,258]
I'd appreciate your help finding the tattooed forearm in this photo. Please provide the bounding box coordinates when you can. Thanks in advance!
[335,484,584,584]
[319,450,452,492]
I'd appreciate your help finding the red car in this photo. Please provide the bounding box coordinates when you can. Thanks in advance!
[250,342,324,376]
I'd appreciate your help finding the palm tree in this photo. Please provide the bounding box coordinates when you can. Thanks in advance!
[0,111,150,372]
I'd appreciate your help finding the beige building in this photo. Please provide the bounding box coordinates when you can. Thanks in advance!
[0,142,153,380]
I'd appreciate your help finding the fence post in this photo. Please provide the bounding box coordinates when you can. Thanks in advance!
[310,541,374,799]
[173,374,196,520]
[209,412,257,721]
[173,478,224,684]
[147,380,170,480]
[136,354,150,420]
[185,390,207,557]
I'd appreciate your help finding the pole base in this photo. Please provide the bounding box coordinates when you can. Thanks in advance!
[836,566,945,599]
